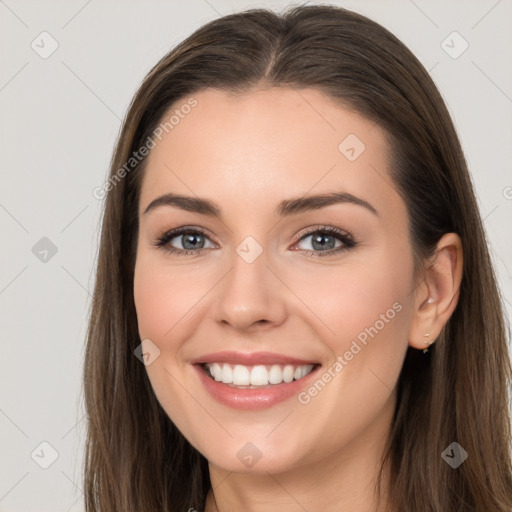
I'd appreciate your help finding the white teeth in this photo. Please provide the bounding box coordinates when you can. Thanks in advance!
[283,365,294,383]
[250,365,268,386]
[204,362,315,387]
[213,363,222,381]
[232,365,250,385]
[221,364,233,384]
[268,365,282,384]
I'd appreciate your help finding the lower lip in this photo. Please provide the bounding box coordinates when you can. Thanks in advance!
[193,364,320,410]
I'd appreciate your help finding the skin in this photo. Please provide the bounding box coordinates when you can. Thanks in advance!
[133,87,463,512]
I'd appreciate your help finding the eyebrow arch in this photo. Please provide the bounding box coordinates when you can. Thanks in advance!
[143,191,379,217]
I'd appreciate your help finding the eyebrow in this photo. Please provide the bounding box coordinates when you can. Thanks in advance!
[143,191,379,218]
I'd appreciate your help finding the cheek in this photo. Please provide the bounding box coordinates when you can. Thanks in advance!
[133,253,208,342]
[289,256,413,446]
[297,251,412,347]
[305,245,414,393]
[133,255,206,444]
[133,264,172,341]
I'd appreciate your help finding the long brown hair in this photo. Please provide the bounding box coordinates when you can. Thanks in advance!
[83,4,512,511]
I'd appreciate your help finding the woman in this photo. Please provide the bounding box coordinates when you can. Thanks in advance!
[83,4,512,511]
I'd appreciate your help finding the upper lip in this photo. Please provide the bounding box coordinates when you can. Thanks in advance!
[190,351,319,366]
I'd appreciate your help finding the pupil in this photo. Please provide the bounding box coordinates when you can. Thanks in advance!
[312,233,334,251]
[183,233,203,250]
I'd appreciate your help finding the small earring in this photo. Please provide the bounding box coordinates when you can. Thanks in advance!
[423,333,432,353]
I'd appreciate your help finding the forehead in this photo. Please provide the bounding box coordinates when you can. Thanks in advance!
[139,87,400,218]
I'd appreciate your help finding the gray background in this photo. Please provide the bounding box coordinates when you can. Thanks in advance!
[1,0,511,510]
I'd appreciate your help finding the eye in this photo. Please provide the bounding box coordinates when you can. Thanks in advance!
[153,225,357,258]
[153,227,216,256]
[292,226,356,257]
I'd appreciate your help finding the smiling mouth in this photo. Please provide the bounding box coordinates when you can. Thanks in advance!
[201,362,319,389]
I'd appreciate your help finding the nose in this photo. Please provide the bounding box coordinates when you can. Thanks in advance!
[212,245,287,332]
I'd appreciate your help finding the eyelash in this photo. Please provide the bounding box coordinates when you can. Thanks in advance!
[152,225,357,258]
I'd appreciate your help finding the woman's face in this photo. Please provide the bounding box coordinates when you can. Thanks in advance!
[134,87,419,474]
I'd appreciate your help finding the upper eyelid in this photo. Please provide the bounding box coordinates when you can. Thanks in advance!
[294,225,351,239]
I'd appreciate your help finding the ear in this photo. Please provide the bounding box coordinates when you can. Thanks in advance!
[408,233,463,351]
